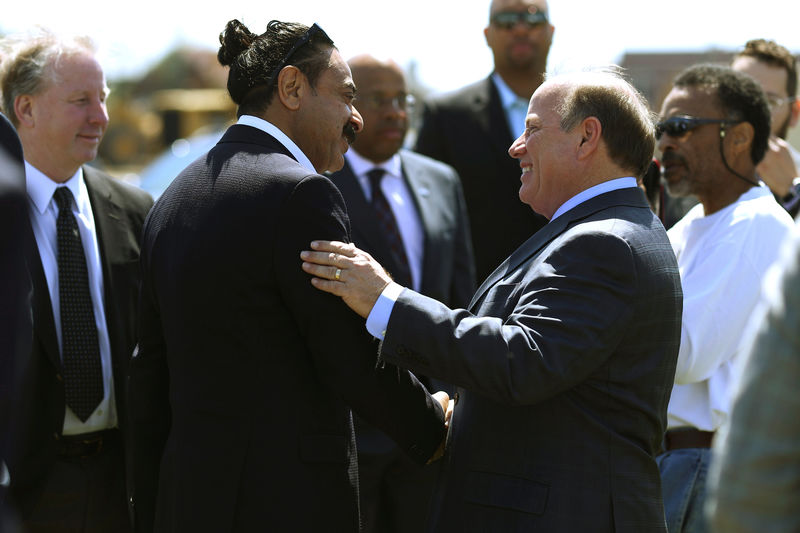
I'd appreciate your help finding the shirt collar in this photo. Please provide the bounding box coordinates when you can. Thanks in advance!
[237,115,316,174]
[345,148,402,180]
[492,72,527,112]
[26,161,84,214]
[550,177,638,221]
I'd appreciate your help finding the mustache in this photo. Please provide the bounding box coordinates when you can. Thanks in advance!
[344,123,357,145]
[659,150,685,167]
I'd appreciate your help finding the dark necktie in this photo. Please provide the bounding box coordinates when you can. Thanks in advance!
[367,168,411,287]
[54,187,103,422]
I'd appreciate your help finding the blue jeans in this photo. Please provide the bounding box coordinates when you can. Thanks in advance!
[657,448,711,533]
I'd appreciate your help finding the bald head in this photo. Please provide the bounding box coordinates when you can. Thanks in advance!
[489,0,549,18]
[348,54,410,163]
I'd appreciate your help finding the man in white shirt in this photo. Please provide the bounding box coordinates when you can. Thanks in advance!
[1,29,152,532]
[732,39,800,217]
[655,63,795,533]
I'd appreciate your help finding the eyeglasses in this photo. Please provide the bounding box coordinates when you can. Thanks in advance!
[766,94,796,111]
[265,23,331,90]
[490,10,549,29]
[356,93,415,112]
[655,116,741,140]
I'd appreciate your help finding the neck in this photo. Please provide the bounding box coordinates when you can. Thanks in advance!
[699,176,754,216]
[496,66,546,98]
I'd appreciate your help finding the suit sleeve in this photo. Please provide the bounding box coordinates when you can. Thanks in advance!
[275,175,445,463]
[127,212,171,533]
[380,230,637,406]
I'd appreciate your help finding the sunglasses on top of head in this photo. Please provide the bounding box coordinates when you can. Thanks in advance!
[490,11,549,29]
[655,116,742,140]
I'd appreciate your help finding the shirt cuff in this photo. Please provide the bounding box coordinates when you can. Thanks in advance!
[366,283,404,340]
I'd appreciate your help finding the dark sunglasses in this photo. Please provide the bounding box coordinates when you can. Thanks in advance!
[266,23,331,89]
[655,116,741,140]
[490,11,549,29]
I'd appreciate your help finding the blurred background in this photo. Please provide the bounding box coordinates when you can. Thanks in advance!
[3,0,798,198]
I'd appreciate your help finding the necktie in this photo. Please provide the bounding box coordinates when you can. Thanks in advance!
[367,168,411,287]
[54,187,103,422]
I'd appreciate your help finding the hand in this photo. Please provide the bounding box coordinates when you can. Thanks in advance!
[756,136,799,198]
[428,391,452,464]
[301,240,398,318]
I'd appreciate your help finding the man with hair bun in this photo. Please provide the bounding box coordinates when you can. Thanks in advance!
[128,19,449,533]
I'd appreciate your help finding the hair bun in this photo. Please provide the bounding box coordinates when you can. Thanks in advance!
[218,19,255,67]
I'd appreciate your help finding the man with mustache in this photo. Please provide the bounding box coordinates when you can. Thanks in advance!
[655,64,795,533]
[731,39,800,217]
[414,0,553,283]
[326,54,475,533]
[127,20,449,533]
[1,30,154,532]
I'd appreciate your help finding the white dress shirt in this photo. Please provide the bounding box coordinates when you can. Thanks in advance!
[345,149,424,291]
[366,178,638,339]
[26,162,116,435]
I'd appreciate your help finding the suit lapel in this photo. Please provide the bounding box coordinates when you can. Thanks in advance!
[468,187,649,310]
[398,152,434,284]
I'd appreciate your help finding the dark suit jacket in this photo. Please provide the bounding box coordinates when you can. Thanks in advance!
[379,188,683,532]
[7,165,152,513]
[414,76,548,283]
[328,150,476,454]
[128,124,446,533]
[0,113,28,512]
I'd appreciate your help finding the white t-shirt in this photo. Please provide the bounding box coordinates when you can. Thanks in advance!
[667,185,796,431]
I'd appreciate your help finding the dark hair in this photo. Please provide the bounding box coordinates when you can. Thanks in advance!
[735,39,798,98]
[673,64,770,165]
[217,19,334,117]
[556,68,656,179]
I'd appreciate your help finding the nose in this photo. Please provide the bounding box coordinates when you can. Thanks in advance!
[350,105,364,134]
[508,132,526,159]
[89,98,109,128]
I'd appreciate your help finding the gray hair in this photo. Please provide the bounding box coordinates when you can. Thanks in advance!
[0,28,97,126]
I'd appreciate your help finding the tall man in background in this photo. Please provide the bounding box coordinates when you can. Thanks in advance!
[327,54,475,533]
[414,0,553,281]
[732,39,800,216]
[1,30,153,531]
[655,64,795,533]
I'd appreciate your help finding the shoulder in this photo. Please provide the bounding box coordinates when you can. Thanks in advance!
[399,149,458,181]
[423,77,492,110]
[84,165,153,214]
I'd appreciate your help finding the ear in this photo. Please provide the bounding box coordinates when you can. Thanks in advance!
[14,94,36,128]
[790,97,800,129]
[276,66,306,111]
[575,116,602,160]
[725,121,754,158]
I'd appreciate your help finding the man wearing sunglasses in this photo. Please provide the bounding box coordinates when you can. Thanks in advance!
[414,0,554,284]
[128,20,449,533]
[732,39,800,217]
[655,64,795,533]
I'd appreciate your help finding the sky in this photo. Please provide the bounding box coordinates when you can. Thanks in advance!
[3,0,799,95]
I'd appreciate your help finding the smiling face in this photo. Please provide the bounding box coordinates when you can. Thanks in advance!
[348,58,408,164]
[18,51,109,182]
[507,82,575,218]
[296,48,364,173]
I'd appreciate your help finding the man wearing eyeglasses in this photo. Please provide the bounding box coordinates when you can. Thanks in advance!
[128,21,449,533]
[414,0,553,284]
[326,54,476,533]
[655,64,795,533]
[731,39,800,217]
